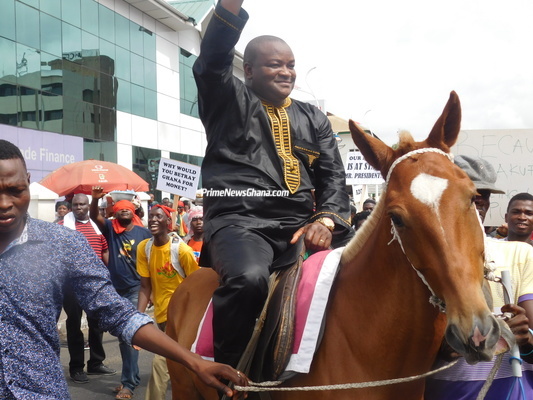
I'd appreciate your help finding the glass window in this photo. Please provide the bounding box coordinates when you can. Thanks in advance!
[131,83,144,117]
[62,23,82,56]
[143,28,156,61]
[0,81,19,126]
[132,145,161,194]
[98,4,115,44]
[116,78,131,113]
[81,0,98,36]
[62,63,86,103]
[0,0,16,41]
[40,13,62,57]
[97,106,115,141]
[40,51,63,94]
[99,72,115,109]
[115,13,130,50]
[16,43,40,90]
[44,109,63,120]
[99,38,115,75]
[130,21,144,56]
[16,2,40,49]
[62,0,81,28]
[115,46,130,81]
[82,68,99,105]
[84,139,117,162]
[179,48,199,118]
[130,53,144,86]
[144,59,156,91]
[40,0,61,19]
[19,88,41,131]
[0,37,17,84]
[62,97,88,137]
[144,88,157,120]
[82,31,100,72]
[19,0,38,9]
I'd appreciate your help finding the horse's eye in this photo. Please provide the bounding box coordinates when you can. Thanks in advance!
[390,214,404,227]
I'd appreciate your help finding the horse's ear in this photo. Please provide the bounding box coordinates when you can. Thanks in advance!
[426,91,461,152]
[349,120,395,176]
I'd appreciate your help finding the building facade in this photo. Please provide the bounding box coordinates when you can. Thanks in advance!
[0,0,229,198]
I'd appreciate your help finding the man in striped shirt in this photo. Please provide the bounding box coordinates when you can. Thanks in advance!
[60,193,116,383]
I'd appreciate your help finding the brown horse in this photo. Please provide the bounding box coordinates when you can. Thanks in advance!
[166,91,501,400]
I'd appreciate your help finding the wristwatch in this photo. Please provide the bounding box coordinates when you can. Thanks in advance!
[315,217,335,232]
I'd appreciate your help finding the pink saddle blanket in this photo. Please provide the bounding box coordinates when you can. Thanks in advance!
[191,247,344,378]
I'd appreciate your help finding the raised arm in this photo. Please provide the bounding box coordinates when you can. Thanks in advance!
[220,0,243,15]
[90,186,107,231]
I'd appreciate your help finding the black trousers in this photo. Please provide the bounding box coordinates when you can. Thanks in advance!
[63,286,106,373]
[209,225,296,368]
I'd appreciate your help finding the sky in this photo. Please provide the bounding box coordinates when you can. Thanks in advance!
[232,0,533,145]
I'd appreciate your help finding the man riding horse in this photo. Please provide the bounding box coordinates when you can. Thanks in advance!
[193,0,353,373]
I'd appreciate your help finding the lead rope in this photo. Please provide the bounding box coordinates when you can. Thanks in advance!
[234,359,459,392]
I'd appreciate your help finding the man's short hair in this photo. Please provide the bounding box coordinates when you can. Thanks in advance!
[0,139,26,168]
[354,210,371,224]
[243,35,289,66]
[363,198,376,206]
[507,192,533,212]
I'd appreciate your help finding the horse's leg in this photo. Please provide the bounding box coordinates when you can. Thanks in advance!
[166,268,221,400]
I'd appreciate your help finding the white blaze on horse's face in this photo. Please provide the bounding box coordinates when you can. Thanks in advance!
[410,173,449,213]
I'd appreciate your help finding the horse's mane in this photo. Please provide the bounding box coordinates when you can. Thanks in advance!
[340,130,415,265]
[341,190,384,264]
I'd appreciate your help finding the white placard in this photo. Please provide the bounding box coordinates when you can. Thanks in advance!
[352,184,364,204]
[345,151,384,185]
[452,129,533,226]
[156,158,201,199]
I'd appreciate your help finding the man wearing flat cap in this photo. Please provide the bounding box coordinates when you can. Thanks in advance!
[453,155,505,222]
[425,155,533,400]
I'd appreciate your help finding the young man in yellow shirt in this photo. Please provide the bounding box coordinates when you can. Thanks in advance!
[137,205,199,400]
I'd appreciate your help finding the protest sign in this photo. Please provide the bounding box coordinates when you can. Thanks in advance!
[345,151,384,185]
[452,129,533,226]
[156,158,201,199]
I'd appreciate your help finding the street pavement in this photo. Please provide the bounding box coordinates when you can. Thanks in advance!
[60,332,172,400]
[59,307,172,400]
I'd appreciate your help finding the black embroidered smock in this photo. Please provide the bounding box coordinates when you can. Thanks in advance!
[193,3,351,248]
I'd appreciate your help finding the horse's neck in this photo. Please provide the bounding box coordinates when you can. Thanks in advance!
[316,222,446,382]
[337,225,437,322]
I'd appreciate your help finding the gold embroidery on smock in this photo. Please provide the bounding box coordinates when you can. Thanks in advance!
[294,145,320,167]
[263,98,300,194]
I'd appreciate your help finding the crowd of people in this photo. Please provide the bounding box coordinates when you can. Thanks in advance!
[1,0,532,399]
[51,189,205,399]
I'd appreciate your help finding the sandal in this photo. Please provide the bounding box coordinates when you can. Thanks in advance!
[113,384,123,393]
[115,387,134,399]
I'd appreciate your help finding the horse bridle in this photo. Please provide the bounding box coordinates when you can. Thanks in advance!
[385,148,497,313]
[383,148,452,312]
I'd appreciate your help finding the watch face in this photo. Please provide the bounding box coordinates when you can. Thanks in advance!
[319,218,334,230]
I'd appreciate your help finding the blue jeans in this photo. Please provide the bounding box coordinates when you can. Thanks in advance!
[117,287,141,392]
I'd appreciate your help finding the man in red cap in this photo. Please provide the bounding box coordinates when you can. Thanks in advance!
[90,187,151,399]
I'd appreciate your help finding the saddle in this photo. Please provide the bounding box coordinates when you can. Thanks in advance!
[236,238,306,383]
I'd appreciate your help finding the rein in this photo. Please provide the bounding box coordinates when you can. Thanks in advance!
[234,359,459,392]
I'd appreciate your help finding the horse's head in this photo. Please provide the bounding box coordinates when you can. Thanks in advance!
[348,91,500,364]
